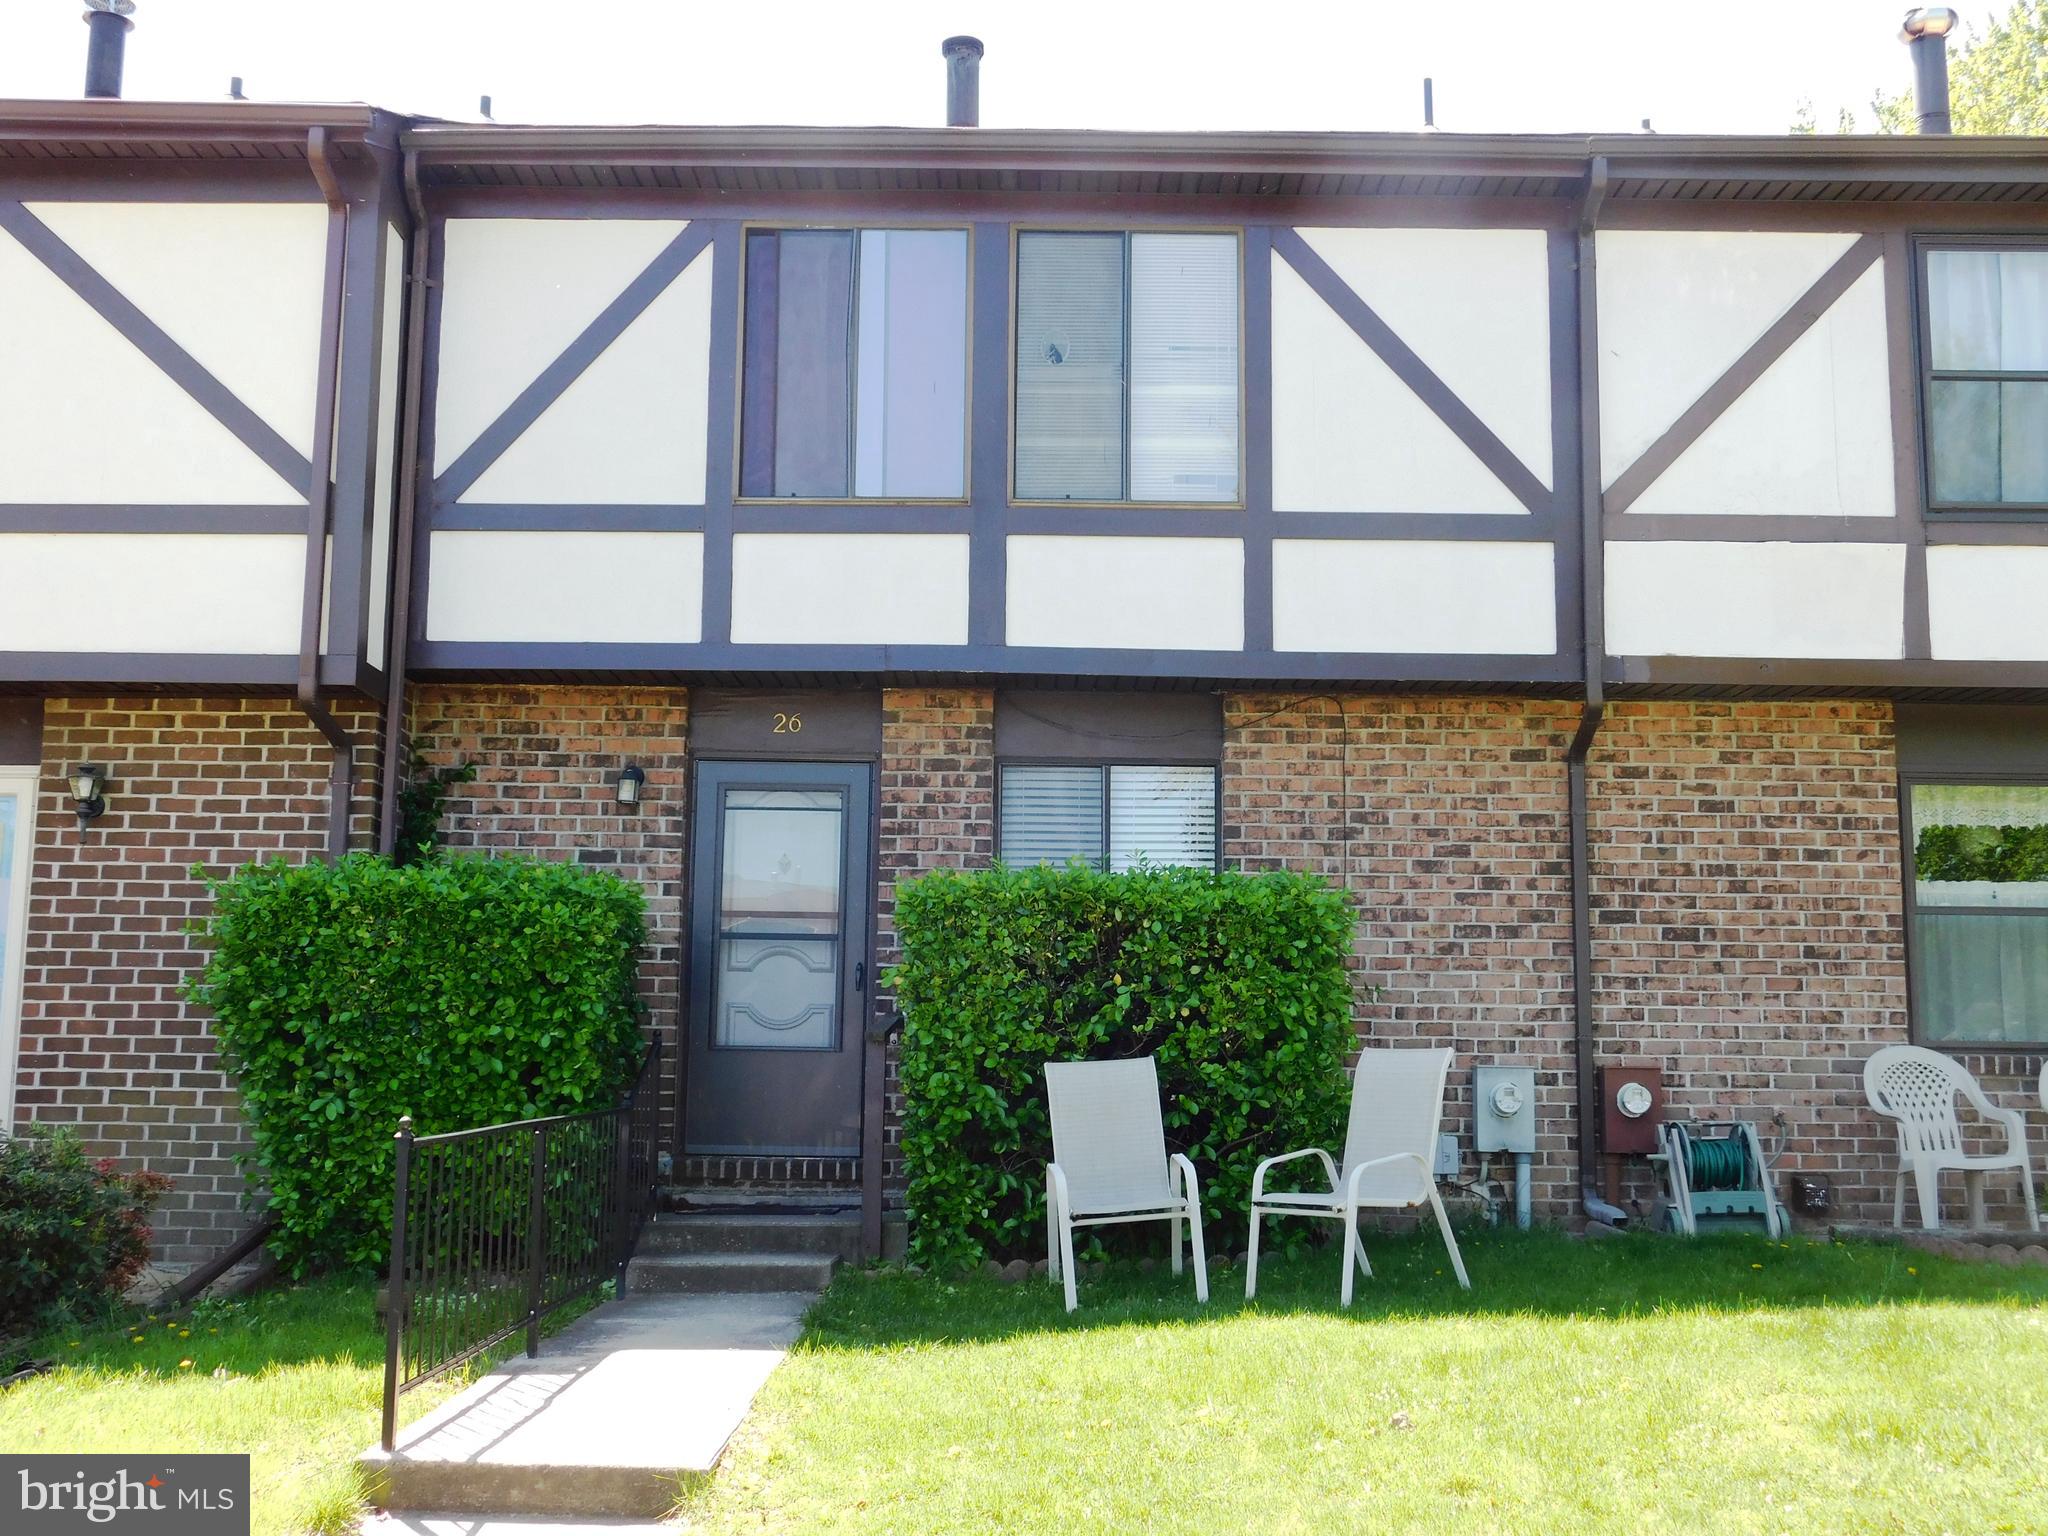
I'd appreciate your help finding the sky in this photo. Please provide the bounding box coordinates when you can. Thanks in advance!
[0,0,1995,136]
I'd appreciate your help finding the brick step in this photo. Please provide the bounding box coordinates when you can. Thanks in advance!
[624,1252,837,1295]
[639,1211,861,1260]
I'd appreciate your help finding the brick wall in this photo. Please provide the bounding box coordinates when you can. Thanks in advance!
[410,685,689,1162]
[874,688,996,1201]
[1220,694,1969,1229]
[15,696,377,1262]
[1225,695,1582,1215]
[1588,701,1915,1222]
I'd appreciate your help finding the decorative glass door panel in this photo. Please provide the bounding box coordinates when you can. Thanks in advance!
[715,788,844,1050]
[0,768,36,1130]
[685,762,872,1156]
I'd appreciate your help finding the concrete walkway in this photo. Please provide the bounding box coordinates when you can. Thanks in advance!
[359,1291,812,1520]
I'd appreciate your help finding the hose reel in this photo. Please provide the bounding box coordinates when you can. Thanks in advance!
[1652,1122,1789,1238]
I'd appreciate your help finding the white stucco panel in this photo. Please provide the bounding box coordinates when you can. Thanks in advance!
[1270,256,1525,515]
[426,531,703,644]
[1006,536,1243,651]
[1598,230,1860,488]
[0,227,303,505]
[0,534,303,653]
[462,244,713,505]
[433,218,688,474]
[1272,540,1556,655]
[1928,546,2048,660]
[29,201,328,460]
[1626,262,1894,519]
[1605,541,1904,659]
[1297,227,1552,488]
[730,534,969,645]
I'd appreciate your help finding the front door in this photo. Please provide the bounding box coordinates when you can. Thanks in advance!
[684,760,871,1156]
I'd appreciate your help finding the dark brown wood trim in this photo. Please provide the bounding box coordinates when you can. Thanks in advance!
[1603,233,1883,516]
[1885,230,1933,661]
[0,199,316,495]
[432,504,708,532]
[1924,519,2048,544]
[409,638,1581,686]
[1269,225,1552,519]
[1609,654,2048,693]
[0,652,303,688]
[431,220,715,504]
[0,505,308,533]
[1605,512,1905,542]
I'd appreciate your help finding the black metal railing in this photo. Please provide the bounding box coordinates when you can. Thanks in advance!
[380,1039,661,1450]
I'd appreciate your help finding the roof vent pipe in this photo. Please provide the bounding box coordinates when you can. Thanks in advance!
[1901,7,1958,134]
[83,0,135,100]
[942,35,983,127]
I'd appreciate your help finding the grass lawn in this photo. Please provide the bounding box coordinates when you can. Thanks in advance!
[0,1278,461,1536]
[679,1228,2048,1536]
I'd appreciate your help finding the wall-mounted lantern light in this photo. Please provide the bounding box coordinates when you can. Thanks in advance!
[615,763,645,811]
[70,763,108,825]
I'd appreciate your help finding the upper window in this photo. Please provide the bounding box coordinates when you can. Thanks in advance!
[1013,231,1241,504]
[1905,780,2048,1044]
[998,763,1219,871]
[738,228,969,500]
[1923,245,2048,509]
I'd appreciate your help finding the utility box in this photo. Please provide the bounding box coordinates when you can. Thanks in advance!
[1597,1064,1664,1154]
[1474,1065,1537,1154]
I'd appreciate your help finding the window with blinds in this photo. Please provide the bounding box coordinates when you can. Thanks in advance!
[739,227,968,500]
[998,763,1219,871]
[1014,231,1240,504]
[1924,245,2048,509]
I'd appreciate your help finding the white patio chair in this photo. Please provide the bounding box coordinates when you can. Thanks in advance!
[1245,1046,1469,1304]
[1044,1056,1208,1313]
[1863,1044,2040,1234]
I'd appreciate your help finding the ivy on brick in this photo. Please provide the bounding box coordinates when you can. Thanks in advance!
[887,861,1356,1269]
[185,853,646,1275]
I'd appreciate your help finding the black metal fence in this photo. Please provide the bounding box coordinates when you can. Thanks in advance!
[380,1040,662,1450]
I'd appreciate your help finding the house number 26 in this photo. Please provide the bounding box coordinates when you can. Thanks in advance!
[772,712,802,734]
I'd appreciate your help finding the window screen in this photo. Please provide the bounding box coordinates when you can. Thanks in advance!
[999,764,1218,871]
[1014,231,1240,503]
[1924,247,2048,508]
[740,228,968,499]
[1014,233,1126,501]
[1907,781,2048,1044]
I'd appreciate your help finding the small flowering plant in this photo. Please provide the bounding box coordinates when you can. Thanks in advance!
[0,1126,173,1339]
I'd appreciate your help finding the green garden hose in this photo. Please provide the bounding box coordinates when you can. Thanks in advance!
[1686,1133,1749,1192]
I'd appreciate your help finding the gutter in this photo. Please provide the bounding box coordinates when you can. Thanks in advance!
[1569,156,1623,1227]
[297,125,356,862]
[376,149,432,855]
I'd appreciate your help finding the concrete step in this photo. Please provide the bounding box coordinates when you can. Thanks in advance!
[661,1186,856,1213]
[638,1211,860,1260]
[625,1252,836,1295]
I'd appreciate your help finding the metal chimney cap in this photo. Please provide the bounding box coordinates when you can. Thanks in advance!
[83,0,135,18]
[1901,7,1958,40]
[941,35,985,60]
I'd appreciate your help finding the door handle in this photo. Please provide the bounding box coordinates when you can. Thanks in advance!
[854,960,866,994]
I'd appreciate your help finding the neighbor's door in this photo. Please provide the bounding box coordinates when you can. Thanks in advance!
[684,760,872,1156]
[0,767,37,1131]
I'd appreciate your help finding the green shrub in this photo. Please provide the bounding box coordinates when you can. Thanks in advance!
[888,862,1356,1269]
[186,854,646,1276]
[1916,821,2048,884]
[0,1126,173,1339]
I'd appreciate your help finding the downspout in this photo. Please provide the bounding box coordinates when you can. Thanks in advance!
[1570,156,1624,1227]
[376,150,431,855]
[299,126,356,862]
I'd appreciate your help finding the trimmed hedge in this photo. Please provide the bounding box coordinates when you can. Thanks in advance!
[186,854,646,1275]
[888,862,1356,1268]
